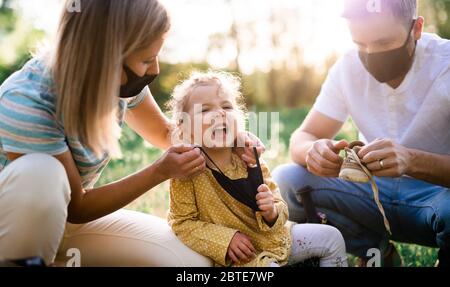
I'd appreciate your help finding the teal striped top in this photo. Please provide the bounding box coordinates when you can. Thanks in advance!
[0,58,148,188]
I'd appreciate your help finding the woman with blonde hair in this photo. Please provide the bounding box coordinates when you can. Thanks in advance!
[0,0,261,266]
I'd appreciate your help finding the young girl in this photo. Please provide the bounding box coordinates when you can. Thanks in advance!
[167,71,348,267]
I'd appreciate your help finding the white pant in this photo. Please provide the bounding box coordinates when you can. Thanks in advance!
[0,154,212,267]
[288,224,348,267]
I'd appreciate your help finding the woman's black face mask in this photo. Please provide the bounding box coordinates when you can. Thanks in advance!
[359,20,417,83]
[119,64,158,98]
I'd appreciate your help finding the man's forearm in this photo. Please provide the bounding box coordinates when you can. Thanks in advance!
[290,130,318,166]
[407,149,450,188]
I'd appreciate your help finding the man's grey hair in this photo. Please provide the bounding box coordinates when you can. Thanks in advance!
[343,0,418,27]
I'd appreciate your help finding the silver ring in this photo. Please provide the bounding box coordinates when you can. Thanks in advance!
[379,160,384,169]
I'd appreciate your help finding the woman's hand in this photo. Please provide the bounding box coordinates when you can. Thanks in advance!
[154,145,206,181]
[256,184,278,225]
[227,232,256,265]
[234,132,265,167]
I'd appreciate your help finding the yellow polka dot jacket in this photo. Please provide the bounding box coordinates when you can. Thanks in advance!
[168,153,292,267]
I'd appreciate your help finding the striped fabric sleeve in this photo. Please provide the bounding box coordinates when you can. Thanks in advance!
[0,90,69,156]
[126,86,150,110]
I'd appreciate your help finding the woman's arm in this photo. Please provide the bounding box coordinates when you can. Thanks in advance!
[6,145,205,224]
[125,90,173,150]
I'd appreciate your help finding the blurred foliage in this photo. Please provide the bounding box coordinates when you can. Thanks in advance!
[426,0,450,38]
[0,0,16,33]
[0,0,447,267]
[0,0,45,83]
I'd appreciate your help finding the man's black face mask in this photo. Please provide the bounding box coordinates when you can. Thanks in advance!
[359,20,417,83]
[119,64,158,98]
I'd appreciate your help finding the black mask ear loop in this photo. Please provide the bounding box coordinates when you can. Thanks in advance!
[196,146,249,202]
[196,146,227,176]
[409,19,418,57]
[253,147,264,186]
[195,146,264,211]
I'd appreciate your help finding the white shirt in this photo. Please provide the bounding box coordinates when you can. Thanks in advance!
[313,33,450,155]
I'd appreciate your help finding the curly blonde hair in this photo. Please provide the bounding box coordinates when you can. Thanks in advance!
[167,71,247,145]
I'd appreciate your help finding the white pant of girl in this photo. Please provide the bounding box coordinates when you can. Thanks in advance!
[271,224,348,267]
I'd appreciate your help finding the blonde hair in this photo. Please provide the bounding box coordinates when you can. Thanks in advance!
[167,71,247,144]
[51,0,170,156]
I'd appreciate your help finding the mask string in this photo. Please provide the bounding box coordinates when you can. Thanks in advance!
[196,146,262,207]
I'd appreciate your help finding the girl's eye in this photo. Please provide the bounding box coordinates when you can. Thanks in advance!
[223,106,233,110]
[202,108,210,113]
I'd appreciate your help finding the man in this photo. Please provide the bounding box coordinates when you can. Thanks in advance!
[273,0,450,266]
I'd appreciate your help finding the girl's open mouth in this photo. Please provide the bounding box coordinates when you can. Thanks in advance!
[212,125,227,138]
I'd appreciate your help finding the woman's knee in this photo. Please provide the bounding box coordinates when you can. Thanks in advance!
[59,210,213,267]
[0,154,71,264]
[3,153,71,216]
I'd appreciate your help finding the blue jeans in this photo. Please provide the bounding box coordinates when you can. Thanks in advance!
[272,164,450,257]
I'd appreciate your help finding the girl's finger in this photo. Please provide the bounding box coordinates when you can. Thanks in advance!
[238,243,255,259]
[257,198,273,206]
[233,247,249,263]
[258,204,274,211]
[241,239,256,253]
[228,249,239,264]
[256,191,271,200]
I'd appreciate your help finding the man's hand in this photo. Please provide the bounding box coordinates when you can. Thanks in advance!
[227,232,256,265]
[256,184,278,225]
[305,139,348,177]
[358,138,413,177]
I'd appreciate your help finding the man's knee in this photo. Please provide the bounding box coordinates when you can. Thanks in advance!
[435,194,450,248]
[273,164,312,193]
[273,163,323,205]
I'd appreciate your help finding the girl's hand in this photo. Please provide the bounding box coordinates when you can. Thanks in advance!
[227,232,256,264]
[256,184,278,225]
[234,132,265,167]
[155,145,206,180]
